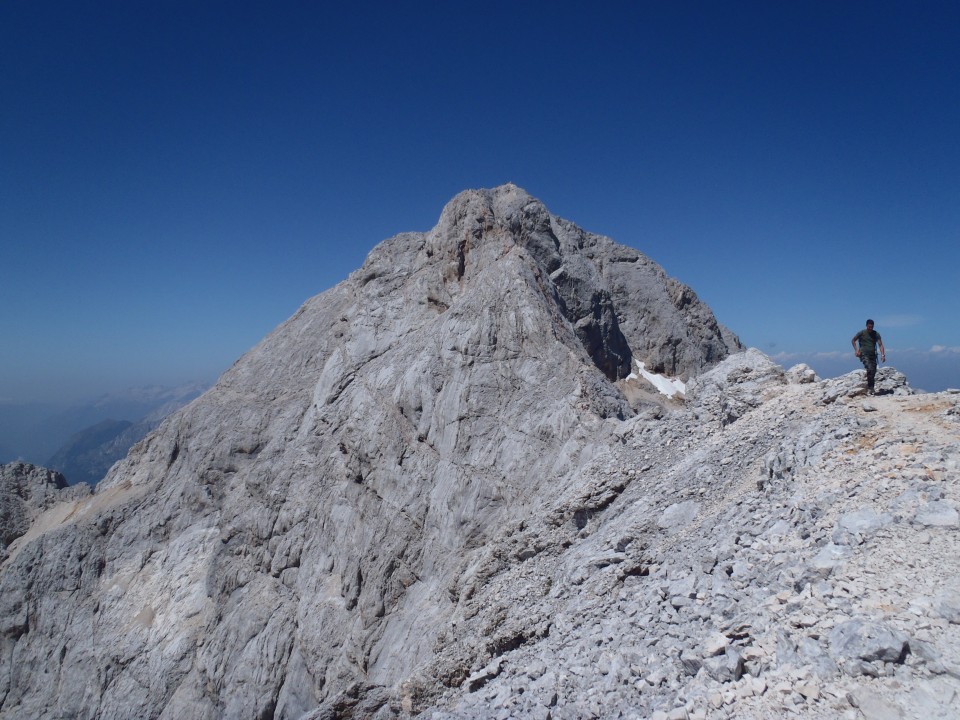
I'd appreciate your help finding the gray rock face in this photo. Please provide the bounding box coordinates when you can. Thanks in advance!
[0,461,87,553]
[0,185,740,720]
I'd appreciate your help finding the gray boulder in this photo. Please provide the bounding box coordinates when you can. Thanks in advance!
[831,508,893,545]
[914,501,960,528]
[829,620,910,676]
[820,366,915,404]
[934,591,960,624]
[687,347,786,426]
[786,363,818,384]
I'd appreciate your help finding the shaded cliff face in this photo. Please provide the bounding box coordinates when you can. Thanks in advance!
[0,185,739,719]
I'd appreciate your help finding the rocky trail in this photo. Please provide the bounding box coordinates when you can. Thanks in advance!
[416,360,960,720]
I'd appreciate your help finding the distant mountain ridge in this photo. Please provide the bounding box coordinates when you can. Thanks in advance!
[44,419,134,486]
[0,382,208,476]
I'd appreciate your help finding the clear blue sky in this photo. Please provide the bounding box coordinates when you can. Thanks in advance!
[3,1,959,403]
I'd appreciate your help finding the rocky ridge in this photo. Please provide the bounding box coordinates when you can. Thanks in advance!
[0,461,90,558]
[415,359,960,720]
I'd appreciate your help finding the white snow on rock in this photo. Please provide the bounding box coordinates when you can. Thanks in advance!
[629,359,687,397]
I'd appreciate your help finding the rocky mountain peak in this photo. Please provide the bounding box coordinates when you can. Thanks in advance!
[8,189,954,720]
[424,184,563,277]
[358,184,739,383]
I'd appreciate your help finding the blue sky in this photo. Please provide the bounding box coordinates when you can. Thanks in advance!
[3,1,959,404]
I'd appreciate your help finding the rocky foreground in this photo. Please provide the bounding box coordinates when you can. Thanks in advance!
[409,357,960,720]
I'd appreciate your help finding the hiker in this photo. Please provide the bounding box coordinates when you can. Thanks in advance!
[852,319,886,394]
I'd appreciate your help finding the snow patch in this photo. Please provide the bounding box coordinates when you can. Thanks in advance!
[628,361,686,398]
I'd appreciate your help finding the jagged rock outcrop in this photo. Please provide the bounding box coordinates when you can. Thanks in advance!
[0,462,90,557]
[0,185,740,720]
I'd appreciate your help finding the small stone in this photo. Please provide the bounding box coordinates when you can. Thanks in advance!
[850,691,905,720]
[704,632,730,657]
[679,651,702,676]
[914,501,960,528]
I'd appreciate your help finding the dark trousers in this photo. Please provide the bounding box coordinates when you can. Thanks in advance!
[860,354,878,389]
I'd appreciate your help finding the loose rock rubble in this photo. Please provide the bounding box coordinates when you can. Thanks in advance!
[416,358,960,720]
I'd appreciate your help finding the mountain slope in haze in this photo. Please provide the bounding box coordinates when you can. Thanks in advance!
[0,383,208,468]
[2,184,744,719]
[43,388,207,487]
[44,419,134,487]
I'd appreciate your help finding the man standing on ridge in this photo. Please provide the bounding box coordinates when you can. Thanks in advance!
[852,319,886,394]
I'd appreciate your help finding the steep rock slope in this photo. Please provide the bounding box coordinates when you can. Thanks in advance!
[0,185,739,719]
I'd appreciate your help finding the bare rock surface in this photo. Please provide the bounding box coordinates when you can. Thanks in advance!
[0,461,89,556]
[420,358,960,720]
[2,186,957,720]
